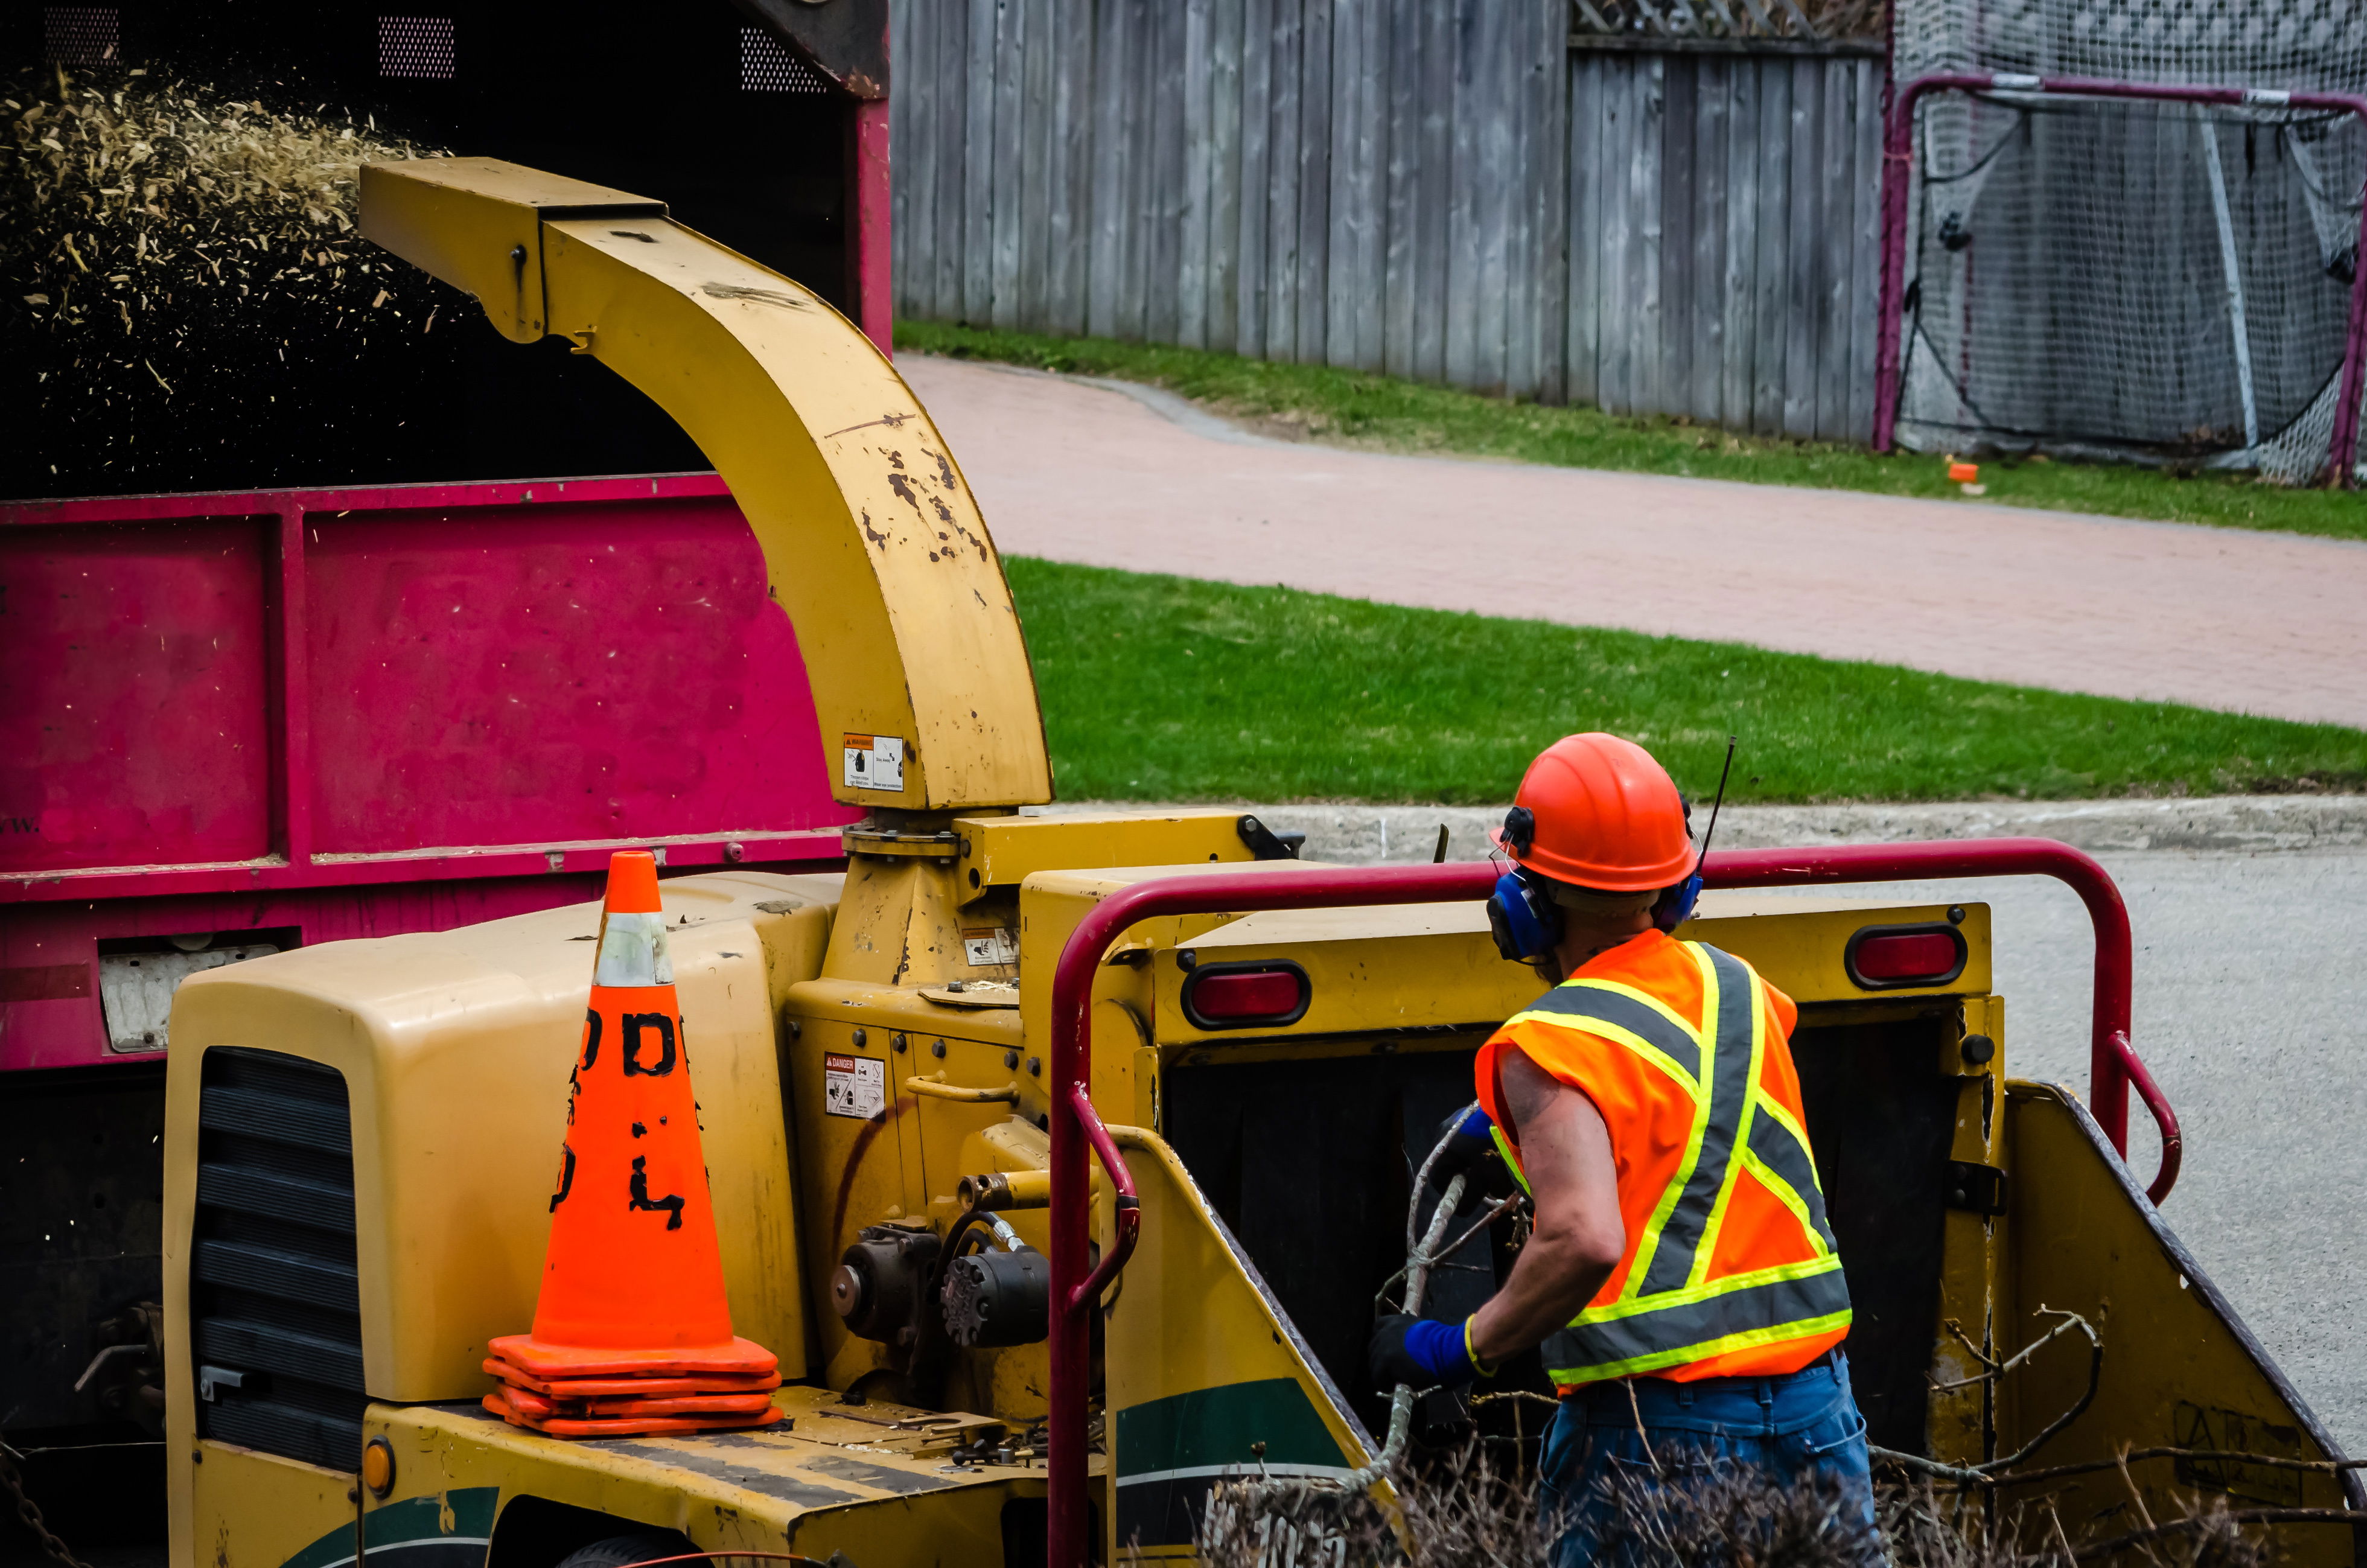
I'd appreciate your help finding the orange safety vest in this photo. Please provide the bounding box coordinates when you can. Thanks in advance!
[1474,930,1850,1389]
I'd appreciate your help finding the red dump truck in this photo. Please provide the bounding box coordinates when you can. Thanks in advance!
[0,474,858,1468]
[1,7,891,1548]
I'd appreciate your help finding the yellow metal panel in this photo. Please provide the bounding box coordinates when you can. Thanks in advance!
[1014,862,1324,1059]
[166,873,833,1403]
[366,1387,1059,1565]
[357,156,661,341]
[1927,994,2007,1468]
[1998,1083,2358,1563]
[1015,870,1992,1056]
[185,1441,355,1568]
[954,811,1255,904]
[820,857,1007,989]
[782,987,1056,1392]
[1689,895,1992,1006]
[360,157,1052,809]
[1153,902,1535,1041]
[1102,1127,1378,1562]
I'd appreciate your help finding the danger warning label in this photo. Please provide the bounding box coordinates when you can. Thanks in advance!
[823,1052,886,1120]
[843,733,906,792]
[962,927,1019,967]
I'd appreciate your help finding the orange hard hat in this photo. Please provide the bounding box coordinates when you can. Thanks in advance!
[1496,733,1695,892]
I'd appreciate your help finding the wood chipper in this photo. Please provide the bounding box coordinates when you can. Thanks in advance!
[155,156,2362,1568]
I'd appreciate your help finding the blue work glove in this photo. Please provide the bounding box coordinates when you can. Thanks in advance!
[1369,1313,1483,1389]
[1432,1108,1497,1184]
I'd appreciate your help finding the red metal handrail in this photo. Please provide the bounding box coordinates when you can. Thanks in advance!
[1065,1083,1142,1311]
[1700,837,2180,1202]
[1044,862,1498,1568]
[1042,840,2178,1567]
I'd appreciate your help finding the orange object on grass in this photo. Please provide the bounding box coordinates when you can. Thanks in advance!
[488,850,779,1385]
[1948,461,1980,483]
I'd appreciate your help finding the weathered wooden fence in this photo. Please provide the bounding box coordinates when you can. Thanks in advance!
[888,0,1886,442]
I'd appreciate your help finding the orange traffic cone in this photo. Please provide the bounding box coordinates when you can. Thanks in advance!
[485,850,780,1437]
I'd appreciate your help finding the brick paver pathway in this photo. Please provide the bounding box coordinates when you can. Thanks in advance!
[903,355,2367,729]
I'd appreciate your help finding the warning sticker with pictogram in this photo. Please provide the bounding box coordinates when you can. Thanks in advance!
[823,1053,887,1120]
[842,733,906,791]
[961,927,1019,966]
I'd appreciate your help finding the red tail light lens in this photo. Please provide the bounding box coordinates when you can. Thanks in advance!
[1844,924,1967,990]
[1180,963,1312,1030]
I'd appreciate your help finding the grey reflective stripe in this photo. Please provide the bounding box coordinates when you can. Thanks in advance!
[1523,983,1703,1083]
[1634,946,1760,1295]
[1541,1264,1855,1380]
[1747,1109,1839,1251]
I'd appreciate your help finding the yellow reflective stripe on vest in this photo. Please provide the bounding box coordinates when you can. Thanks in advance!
[1737,1146,1830,1258]
[1506,942,1851,1385]
[1541,1256,1852,1383]
[1742,1091,1839,1254]
[1509,980,1703,1094]
[1629,945,1757,1297]
[1684,948,1768,1289]
[1491,1124,1532,1197]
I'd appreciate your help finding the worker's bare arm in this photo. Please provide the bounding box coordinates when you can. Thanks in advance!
[1468,1049,1623,1366]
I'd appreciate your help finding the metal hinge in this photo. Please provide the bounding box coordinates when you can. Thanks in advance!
[1945,1161,2007,1216]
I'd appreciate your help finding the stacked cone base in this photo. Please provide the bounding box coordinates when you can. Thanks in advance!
[483,1357,782,1400]
[482,1356,785,1439]
[487,1331,780,1381]
[491,1383,777,1420]
[482,1390,785,1439]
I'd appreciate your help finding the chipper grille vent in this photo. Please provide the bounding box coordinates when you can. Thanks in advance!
[42,6,118,65]
[740,28,830,95]
[191,1048,368,1471]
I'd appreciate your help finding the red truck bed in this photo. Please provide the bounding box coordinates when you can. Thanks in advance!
[1,473,856,1071]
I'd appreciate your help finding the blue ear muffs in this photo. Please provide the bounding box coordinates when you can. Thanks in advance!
[1488,869,1563,962]
[1651,872,1704,934]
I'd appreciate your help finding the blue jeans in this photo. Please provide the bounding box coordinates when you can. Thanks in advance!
[1538,1351,1882,1567]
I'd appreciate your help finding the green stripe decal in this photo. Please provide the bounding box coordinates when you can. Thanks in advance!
[278,1488,498,1568]
[1115,1379,1345,1478]
[281,1518,358,1568]
[367,1490,499,1546]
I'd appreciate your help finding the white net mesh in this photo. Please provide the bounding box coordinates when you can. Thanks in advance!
[1890,2,2367,481]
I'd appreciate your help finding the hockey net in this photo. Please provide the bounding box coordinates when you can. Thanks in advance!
[1882,1,2367,483]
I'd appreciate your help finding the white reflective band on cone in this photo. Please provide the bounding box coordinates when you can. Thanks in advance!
[594,911,676,987]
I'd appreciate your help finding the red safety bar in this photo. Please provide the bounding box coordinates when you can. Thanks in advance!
[1044,863,1498,1568]
[1041,840,2178,1568]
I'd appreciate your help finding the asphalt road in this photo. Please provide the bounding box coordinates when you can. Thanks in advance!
[1747,847,2367,1456]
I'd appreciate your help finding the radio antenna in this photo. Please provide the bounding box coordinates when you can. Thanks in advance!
[1696,736,1738,872]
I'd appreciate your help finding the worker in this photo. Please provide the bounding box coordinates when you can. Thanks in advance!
[1369,732,1875,1563]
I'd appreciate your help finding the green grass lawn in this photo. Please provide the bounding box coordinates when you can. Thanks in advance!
[1008,556,2367,803]
[903,319,2367,545]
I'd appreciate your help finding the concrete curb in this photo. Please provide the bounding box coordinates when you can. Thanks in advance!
[1041,796,2367,865]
